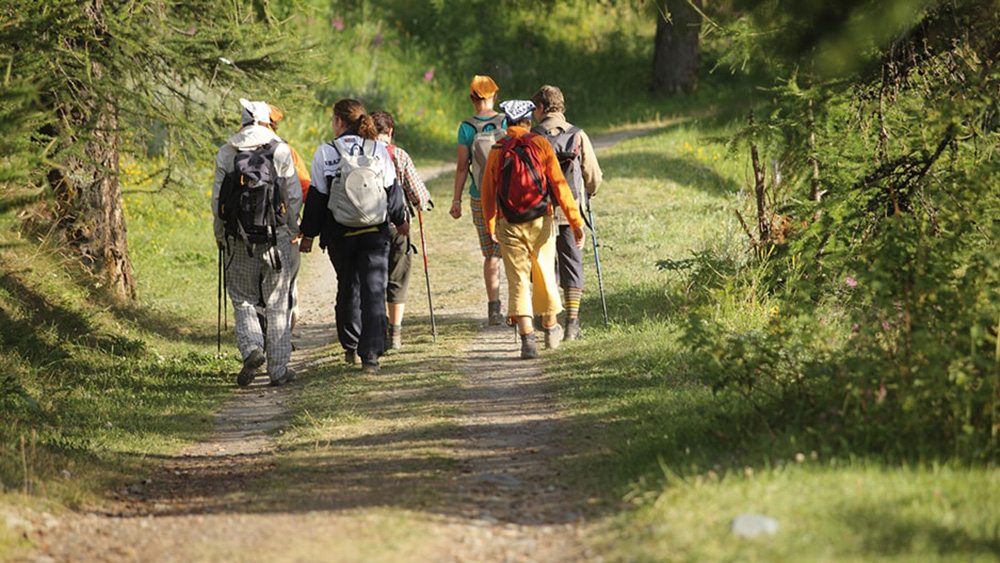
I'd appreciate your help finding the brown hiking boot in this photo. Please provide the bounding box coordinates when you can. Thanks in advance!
[543,324,563,350]
[488,300,503,326]
[564,318,581,341]
[237,348,265,387]
[520,333,539,359]
[344,350,360,365]
[388,324,402,350]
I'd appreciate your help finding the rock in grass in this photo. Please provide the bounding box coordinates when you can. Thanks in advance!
[731,513,779,537]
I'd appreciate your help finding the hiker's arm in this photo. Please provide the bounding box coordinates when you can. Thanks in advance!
[398,149,431,210]
[579,131,603,197]
[276,145,303,234]
[541,139,585,232]
[298,148,329,253]
[386,178,410,237]
[211,149,228,248]
[451,144,470,219]
[299,185,328,245]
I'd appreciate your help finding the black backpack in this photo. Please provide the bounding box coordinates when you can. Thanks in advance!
[218,143,287,248]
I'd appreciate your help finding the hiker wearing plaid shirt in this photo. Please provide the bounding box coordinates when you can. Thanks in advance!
[372,110,433,350]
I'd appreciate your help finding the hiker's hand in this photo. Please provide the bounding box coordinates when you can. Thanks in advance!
[490,233,499,245]
[291,232,303,244]
[449,200,462,219]
[396,221,411,237]
[573,226,585,249]
[299,237,314,253]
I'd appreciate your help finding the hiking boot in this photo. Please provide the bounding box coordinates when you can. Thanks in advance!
[345,350,360,365]
[564,318,581,341]
[488,300,503,326]
[388,324,402,350]
[237,348,265,387]
[269,368,296,387]
[543,324,563,350]
[361,362,380,375]
[520,333,539,359]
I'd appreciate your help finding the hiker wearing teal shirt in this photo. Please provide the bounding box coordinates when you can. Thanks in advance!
[449,75,507,326]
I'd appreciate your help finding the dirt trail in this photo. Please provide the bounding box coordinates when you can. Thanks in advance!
[17,127,656,562]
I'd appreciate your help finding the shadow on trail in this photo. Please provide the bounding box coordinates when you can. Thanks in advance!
[104,316,583,529]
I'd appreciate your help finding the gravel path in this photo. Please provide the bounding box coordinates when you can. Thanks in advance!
[16,127,657,562]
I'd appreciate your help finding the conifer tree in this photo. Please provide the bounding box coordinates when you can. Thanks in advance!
[0,0,302,301]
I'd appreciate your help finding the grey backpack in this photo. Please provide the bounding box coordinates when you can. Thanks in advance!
[465,114,506,191]
[327,138,387,227]
[533,124,583,220]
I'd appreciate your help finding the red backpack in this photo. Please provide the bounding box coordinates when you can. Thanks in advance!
[494,134,551,223]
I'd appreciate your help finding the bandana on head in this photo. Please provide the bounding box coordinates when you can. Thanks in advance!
[499,99,535,124]
[240,98,272,126]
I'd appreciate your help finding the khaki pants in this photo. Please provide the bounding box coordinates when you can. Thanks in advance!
[496,214,563,319]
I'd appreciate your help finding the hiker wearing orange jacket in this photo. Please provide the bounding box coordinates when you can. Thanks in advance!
[479,99,584,359]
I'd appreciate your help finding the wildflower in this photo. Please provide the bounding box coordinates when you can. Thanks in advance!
[332,17,344,31]
[876,386,887,404]
[882,321,891,331]
[845,276,858,287]
[371,33,382,47]
[424,68,435,82]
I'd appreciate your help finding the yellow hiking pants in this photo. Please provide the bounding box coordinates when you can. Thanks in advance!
[496,214,563,320]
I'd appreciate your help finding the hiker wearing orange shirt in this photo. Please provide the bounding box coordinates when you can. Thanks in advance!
[479,100,584,360]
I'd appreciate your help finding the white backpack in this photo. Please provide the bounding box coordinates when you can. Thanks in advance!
[327,138,387,227]
[465,114,506,190]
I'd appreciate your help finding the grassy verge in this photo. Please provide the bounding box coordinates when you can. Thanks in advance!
[540,105,1000,560]
[0,153,235,554]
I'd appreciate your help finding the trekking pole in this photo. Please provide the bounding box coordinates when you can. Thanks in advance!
[584,192,610,328]
[222,245,228,331]
[416,208,438,342]
[217,247,223,353]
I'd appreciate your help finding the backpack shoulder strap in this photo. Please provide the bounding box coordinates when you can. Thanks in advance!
[386,143,397,165]
[465,114,505,133]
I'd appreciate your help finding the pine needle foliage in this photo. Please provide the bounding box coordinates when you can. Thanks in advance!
[688,0,1000,460]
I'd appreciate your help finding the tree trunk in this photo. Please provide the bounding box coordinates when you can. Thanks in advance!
[652,1,701,95]
[50,110,136,303]
[50,1,136,302]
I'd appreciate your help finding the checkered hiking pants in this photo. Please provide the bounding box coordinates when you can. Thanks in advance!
[225,240,295,378]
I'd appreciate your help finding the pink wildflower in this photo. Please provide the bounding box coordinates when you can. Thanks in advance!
[876,386,887,404]
[845,276,858,287]
[423,68,435,82]
[332,17,344,31]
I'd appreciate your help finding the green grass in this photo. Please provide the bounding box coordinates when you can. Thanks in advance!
[0,151,235,518]
[531,101,1000,561]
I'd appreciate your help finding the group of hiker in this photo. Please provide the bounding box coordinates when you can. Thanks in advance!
[211,75,603,386]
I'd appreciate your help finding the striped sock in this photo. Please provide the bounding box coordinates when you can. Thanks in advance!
[564,287,582,319]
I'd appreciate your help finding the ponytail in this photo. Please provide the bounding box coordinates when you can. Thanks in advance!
[357,113,378,140]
